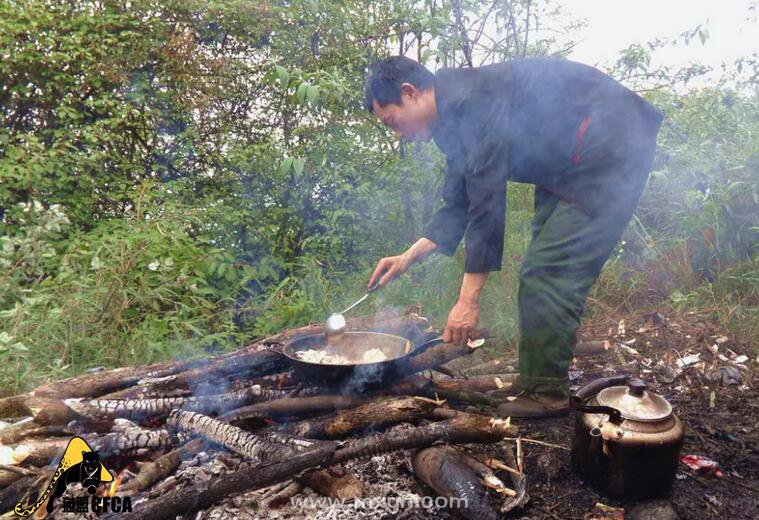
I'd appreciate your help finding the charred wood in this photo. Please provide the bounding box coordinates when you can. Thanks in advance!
[120,438,204,493]
[289,396,439,439]
[167,410,319,464]
[218,394,366,424]
[123,412,510,520]
[412,446,499,520]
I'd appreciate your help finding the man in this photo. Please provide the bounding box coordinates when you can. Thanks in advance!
[364,56,663,418]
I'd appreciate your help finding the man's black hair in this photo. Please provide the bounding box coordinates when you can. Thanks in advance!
[364,56,435,112]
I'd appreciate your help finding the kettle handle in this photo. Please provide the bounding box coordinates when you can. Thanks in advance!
[570,375,629,424]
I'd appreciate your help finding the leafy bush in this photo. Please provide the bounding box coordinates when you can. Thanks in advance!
[0,200,258,394]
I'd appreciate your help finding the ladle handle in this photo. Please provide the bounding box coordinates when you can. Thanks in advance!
[407,336,445,358]
[340,281,383,315]
[263,341,285,355]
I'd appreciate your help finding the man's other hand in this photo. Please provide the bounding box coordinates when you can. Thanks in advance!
[368,254,412,288]
[443,298,480,345]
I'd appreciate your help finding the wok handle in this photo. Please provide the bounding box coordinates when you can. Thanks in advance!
[408,330,493,358]
[407,336,445,358]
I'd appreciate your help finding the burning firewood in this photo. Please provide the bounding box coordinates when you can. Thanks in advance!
[90,429,174,458]
[121,412,513,520]
[63,385,298,422]
[11,428,173,469]
[120,438,205,493]
[411,446,500,520]
[167,410,321,464]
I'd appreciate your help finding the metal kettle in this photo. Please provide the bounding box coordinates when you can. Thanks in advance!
[570,375,684,499]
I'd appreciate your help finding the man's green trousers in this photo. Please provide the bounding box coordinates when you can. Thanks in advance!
[515,159,651,397]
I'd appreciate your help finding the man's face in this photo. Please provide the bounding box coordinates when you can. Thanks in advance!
[372,83,434,142]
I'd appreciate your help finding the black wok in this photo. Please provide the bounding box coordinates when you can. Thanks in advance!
[265,331,444,388]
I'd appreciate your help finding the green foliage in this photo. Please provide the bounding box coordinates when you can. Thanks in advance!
[0,198,257,393]
[0,0,756,393]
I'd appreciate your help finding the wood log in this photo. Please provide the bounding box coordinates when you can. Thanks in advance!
[298,467,363,499]
[120,438,204,493]
[167,410,319,464]
[432,374,517,393]
[0,475,37,514]
[462,357,517,376]
[460,340,610,378]
[12,428,173,468]
[8,437,68,467]
[0,353,286,421]
[218,394,366,424]
[0,465,47,488]
[289,396,439,439]
[499,441,529,514]
[63,385,296,423]
[90,429,174,457]
[331,413,512,464]
[0,419,40,445]
[0,396,30,420]
[122,412,512,520]
[412,447,499,520]
[440,447,515,497]
[28,359,208,400]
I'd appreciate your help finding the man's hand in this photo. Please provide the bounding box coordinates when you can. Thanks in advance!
[367,238,438,289]
[443,272,489,345]
[443,298,480,345]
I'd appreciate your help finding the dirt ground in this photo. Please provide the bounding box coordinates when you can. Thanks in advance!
[492,308,759,520]
[202,307,757,520]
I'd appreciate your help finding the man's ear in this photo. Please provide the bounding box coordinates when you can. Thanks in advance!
[400,82,417,99]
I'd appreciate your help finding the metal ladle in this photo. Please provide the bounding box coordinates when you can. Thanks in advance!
[325,281,382,336]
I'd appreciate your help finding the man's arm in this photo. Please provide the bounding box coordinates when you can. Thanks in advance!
[421,154,470,256]
[444,102,509,344]
[461,101,510,274]
[401,237,438,264]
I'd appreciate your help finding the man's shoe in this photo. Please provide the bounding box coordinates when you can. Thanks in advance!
[495,392,570,419]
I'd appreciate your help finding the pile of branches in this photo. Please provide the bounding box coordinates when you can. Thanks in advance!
[0,311,530,519]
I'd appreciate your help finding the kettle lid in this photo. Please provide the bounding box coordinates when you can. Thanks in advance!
[596,379,673,422]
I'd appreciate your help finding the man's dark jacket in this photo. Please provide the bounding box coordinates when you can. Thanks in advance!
[423,58,664,273]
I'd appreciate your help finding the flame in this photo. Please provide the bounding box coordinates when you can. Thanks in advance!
[108,469,126,497]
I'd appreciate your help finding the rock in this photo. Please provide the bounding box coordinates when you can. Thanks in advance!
[627,500,679,520]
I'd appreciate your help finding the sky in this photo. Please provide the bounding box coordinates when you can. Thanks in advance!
[564,0,757,73]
